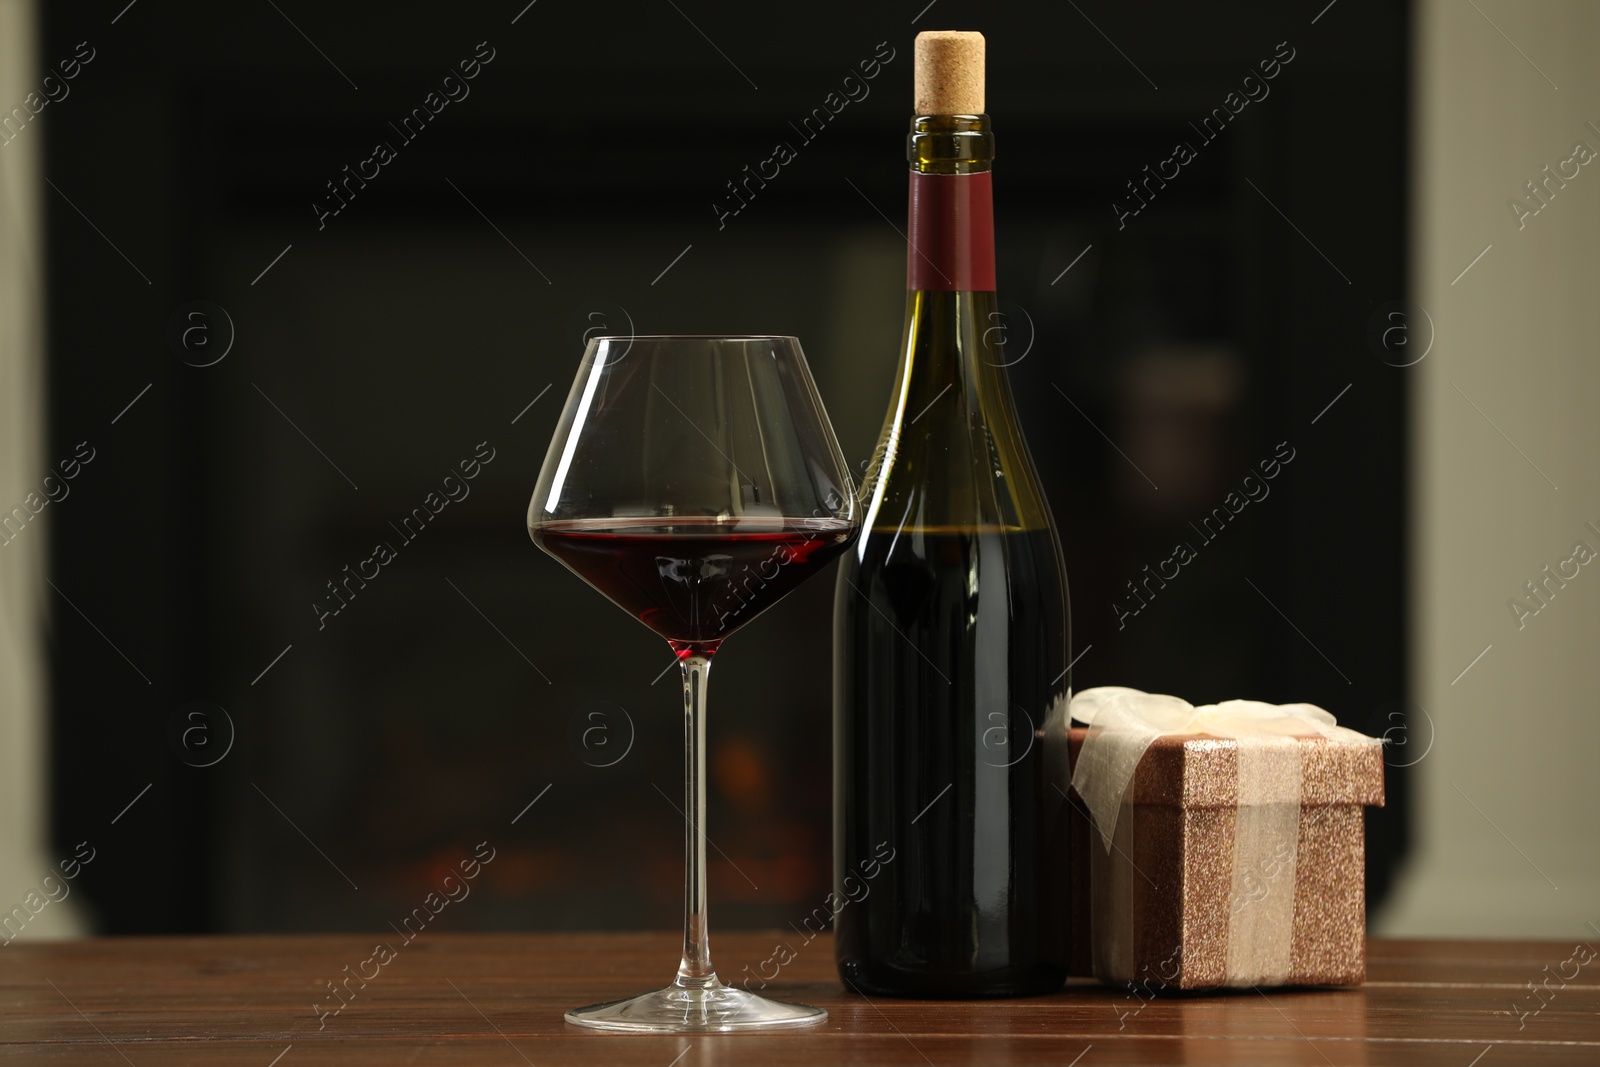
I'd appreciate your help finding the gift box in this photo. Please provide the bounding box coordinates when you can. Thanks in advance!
[1050,688,1385,989]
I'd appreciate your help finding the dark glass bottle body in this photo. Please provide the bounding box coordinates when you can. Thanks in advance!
[833,115,1070,997]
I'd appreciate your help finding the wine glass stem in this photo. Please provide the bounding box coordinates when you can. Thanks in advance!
[676,653,718,988]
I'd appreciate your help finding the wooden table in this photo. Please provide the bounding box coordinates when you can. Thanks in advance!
[4,933,1596,1064]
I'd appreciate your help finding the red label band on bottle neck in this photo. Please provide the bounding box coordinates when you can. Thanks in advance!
[906,170,996,292]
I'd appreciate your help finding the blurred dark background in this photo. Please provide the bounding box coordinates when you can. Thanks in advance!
[41,0,1408,936]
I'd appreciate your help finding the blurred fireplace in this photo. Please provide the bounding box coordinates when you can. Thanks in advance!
[43,2,1408,935]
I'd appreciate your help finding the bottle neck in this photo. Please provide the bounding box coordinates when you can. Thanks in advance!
[857,113,1051,533]
[906,114,996,293]
[899,113,1003,394]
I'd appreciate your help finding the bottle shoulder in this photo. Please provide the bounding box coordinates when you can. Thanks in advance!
[856,290,1057,534]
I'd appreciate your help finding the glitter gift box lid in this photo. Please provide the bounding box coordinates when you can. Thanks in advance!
[1104,730,1386,809]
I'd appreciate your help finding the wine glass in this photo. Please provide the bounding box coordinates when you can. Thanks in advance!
[528,335,859,1031]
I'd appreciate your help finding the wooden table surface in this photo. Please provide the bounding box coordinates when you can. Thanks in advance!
[3,932,1596,1065]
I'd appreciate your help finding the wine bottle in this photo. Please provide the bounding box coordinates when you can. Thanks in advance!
[833,30,1070,998]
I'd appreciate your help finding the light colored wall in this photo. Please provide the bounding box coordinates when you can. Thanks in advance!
[0,0,86,939]
[1378,0,1600,937]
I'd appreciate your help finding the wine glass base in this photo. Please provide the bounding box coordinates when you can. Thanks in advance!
[564,980,827,1033]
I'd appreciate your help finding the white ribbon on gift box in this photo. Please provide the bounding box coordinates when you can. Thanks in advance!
[1069,686,1379,985]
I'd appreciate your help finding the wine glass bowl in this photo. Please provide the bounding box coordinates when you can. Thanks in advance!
[531,335,856,651]
[528,335,858,1031]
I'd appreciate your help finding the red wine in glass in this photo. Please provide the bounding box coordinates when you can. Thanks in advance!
[532,516,855,651]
